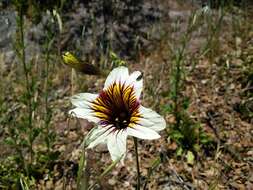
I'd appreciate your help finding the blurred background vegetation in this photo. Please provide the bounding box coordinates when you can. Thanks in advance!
[0,0,252,189]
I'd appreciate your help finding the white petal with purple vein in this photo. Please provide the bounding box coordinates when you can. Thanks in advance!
[69,108,100,123]
[107,130,127,161]
[138,106,166,131]
[87,126,112,148]
[127,125,160,139]
[104,66,129,89]
[70,93,98,108]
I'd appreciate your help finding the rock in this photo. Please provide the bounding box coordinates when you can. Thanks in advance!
[0,10,16,51]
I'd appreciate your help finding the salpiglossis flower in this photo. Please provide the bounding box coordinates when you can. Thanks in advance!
[69,66,166,161]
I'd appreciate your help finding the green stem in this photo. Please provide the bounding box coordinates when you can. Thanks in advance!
[77,148,88,190]
[18,3,33,164]
[44,37,51,153]
[133,137,140,190]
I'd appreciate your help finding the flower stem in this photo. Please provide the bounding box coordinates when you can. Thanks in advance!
[133,137,140,190]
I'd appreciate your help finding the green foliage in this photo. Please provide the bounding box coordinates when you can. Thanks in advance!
[0,158,36,189]
[234,99,253,122]
[168,113,213,155]
[165,8,215,160]
[87,154,124,190]
[1,1,59,188]
[1,0,251,188]
[110,51,127,67]
[241,59,253,98]
[143,157,161,189]
[13,0,68,24]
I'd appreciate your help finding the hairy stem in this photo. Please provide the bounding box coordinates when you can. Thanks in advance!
[133,137,140,190]
[17,2,33,165]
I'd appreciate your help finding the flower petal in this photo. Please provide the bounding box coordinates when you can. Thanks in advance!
[107,130,127,161]
[127,124,161,139]
[138,106,166,131]
[87,126,112,148]
[104,66,129,89]
[126,71,143,99]
[69,107,100,123]
[70,93,98,108]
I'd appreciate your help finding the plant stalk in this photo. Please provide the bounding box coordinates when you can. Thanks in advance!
[17,2,33,164]
[133,137,140,190]
[44,38,50,152]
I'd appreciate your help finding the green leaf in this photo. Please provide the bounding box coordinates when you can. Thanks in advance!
[31,128,42,142]
[19,176,30,190]
[144,157,161,189]
[182,97,190,110]
[186,151,195,165]
[98,154,123,180]
[38,151,60,162]
[176,147,183,156]
[77,150,87,190]
[4,137,16,146]
[171,130,184,140]
[193,144,200,152]
[49,151,60,161]
[161,104,173,113]
[20,139,29,147]
[48,131,56,141]
[88,155,123,190]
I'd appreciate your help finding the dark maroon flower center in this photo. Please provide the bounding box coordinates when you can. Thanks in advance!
[91,82,141,130]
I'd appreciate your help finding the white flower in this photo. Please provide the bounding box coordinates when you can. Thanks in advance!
[69,66,166,161]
